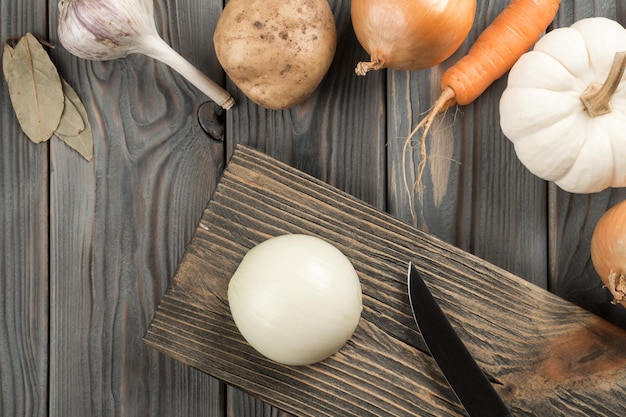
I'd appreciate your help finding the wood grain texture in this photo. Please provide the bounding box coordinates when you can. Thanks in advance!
[4,0,626,416]
[0,4,50,417]
[46,1,227,416]
[145,146,626,417]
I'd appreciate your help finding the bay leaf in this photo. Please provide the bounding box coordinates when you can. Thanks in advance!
[56,125,94,162]
[7,32,64,143]
[2,43,14,85]
[55,78,85,136]
[55,78,94,161]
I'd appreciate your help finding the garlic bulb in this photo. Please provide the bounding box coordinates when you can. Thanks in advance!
[57,0,234,109]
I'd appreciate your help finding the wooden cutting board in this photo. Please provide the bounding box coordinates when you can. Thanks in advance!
[144,145,626,416]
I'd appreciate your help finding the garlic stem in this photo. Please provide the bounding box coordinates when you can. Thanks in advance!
[580,51,626,117]
[135,35,234,110]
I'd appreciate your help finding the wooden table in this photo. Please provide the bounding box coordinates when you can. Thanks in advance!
[2,1,626,416]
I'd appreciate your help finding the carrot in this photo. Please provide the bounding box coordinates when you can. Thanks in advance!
[404,0,562,201]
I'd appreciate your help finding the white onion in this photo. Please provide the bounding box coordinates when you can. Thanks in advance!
[227,234,363,366]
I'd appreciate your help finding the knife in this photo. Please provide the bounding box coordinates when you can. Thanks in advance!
[407,262,512,417]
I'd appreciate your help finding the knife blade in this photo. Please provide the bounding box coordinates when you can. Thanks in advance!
[407,262,512,417]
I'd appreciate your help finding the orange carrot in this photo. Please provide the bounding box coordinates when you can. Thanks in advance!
[405,0,562,194]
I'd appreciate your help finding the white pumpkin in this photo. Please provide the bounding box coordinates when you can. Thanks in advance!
[500,17,626,194]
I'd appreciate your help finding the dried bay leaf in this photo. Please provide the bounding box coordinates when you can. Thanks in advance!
[7,32,64,143]
[4,33,94,161]
[56,128,94,161]
[56,79,85,136]
[55,78,94,161]
[2,44,14,84]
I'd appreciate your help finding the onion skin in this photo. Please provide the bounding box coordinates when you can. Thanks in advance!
[590,200,626,307]
[351,0,476,75]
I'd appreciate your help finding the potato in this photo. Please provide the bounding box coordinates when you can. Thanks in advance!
[213,0,337,110]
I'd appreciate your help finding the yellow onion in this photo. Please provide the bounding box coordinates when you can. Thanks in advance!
[591,200,626,307]
[351,0,476,75]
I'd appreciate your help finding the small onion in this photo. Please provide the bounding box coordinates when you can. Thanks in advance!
[591,200,626,307]
[351,0,476,75]
[227,234,363,366]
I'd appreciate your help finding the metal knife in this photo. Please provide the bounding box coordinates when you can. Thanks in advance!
[407,262,512,417]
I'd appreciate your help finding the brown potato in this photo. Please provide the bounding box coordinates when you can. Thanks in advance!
[213,0,337,110]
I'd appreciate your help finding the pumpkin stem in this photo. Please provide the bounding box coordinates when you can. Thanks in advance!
[581,51,626,117]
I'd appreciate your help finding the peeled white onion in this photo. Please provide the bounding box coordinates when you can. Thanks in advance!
[227,234,363,366]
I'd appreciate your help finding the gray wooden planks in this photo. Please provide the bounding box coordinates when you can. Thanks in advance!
[46,1,227,416]
[0,3,50,417]
[3,0,626,416]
